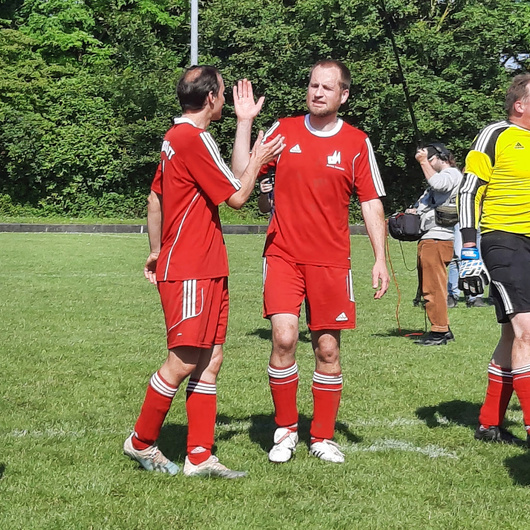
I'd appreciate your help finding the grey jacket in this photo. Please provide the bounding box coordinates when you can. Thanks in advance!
[414,166,463,241]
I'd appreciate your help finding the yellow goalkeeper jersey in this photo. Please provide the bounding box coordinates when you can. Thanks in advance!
[459,120,530,236]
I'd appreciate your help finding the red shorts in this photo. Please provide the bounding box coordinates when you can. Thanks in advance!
[263,255,356,330]
[157,277,229,349]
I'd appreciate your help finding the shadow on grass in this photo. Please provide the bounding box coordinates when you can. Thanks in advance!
[247,327,311,344]
[155,413,362,463]
[416,400,481,429]
[504,453,530,487]
[372,328,426,339]
[0,463,5,479]
[416,399,521,431]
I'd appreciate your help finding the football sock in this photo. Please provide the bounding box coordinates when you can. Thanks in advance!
[268,362,299,428]
[133,371,178,450]
[478,362,513,428]
[310,371,343,442]
[186,379,216,465]
[512,364,530,434]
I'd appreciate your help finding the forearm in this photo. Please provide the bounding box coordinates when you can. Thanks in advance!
[361,199,387,262]
[231,119,254,179]
[226,157,261,210]
[147,191,162,253]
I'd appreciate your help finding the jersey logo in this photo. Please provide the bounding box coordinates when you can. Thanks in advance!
[161,140,175,159]
[290,144,302,153]
[327,150,341,165]
[326,150,345,171]
[514,142,525,149]
[335,312,348,322]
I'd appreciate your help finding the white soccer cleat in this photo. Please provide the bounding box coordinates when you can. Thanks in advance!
[268,427,298,463]
[309,440,345,463]
[183,455,247,479]
[123,434,179,475]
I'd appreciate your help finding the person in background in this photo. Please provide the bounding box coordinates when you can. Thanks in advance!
[458,73,530,445]
[408,142,463,345]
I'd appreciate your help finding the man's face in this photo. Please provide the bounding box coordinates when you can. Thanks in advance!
[211,75,225,121]
[306,65,349,118]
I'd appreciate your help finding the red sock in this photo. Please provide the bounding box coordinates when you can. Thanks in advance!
[512,364,530,433]
[133,371,178,450]
[268,363,299,428]
[478,362,513,428]
[310,371,342,443]
[186,379,216,465]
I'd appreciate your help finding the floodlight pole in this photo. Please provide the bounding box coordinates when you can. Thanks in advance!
[191,0,198,65]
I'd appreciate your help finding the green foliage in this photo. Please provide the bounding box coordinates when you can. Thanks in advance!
[0,0,529,218]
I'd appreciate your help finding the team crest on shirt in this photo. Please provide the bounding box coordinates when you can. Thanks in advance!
[327,150,344,171]
[514,142,525,150]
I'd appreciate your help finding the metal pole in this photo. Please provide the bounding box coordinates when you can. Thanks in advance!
[190,0,198,65]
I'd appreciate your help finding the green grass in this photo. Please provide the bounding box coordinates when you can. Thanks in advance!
[1,233,529,529]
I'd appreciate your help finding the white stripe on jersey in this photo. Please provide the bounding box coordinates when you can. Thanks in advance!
[459,171,481,229]
[268,363,299,379]
[313,372,343,385]
[163,192,200,281]
[346,270,355,302]
[492,280,514,315]
[199,131,241,190]
[262,258,268,292]
[186,380,217,395]
[150,372,178,398]
[166,282,205,334]
[365,138,386,197]
[263,121,281,142]
[474,121,510,154]
[183,280,198,319]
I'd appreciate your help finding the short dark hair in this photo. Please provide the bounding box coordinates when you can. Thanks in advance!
[177,66,222,112]
[309,60,351,91]
[505,73,530,116]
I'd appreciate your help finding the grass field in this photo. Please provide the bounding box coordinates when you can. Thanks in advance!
[1,232,530,529]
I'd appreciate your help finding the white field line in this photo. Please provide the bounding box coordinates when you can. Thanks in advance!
[1,418,459,459]
[344,439,458,459]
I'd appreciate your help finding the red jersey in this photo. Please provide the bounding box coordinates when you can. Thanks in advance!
[151,117,241,281]
[262,115,385,268]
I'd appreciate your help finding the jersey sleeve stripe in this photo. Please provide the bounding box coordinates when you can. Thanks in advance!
[458,172,483,229]
[473,121,510,166]
[365,138,386,197]
[263,121,280,142]
[199,131,242,190]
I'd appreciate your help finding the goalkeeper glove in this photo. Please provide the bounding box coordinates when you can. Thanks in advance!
[458,247,490,296]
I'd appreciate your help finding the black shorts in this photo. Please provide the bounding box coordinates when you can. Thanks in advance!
[481,231,530,323]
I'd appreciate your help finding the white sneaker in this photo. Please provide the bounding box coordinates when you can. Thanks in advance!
[183,455,247,479]
[123,434,179,475]
[309,440,345,463]
[268,427,298,463]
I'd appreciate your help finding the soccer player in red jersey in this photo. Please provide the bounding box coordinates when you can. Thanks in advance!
[234,60,390,463]
[123,66,284,478]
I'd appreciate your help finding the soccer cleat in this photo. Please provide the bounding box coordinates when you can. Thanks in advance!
[123,434,179,475]
[466,297,487,308]
[309,440,345,463]
[268,427,298,463]
[416,331,447,346]
[445,329,455,342]
[183,455,247,479]
[447,295,458,308]
[474,425,523,445]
